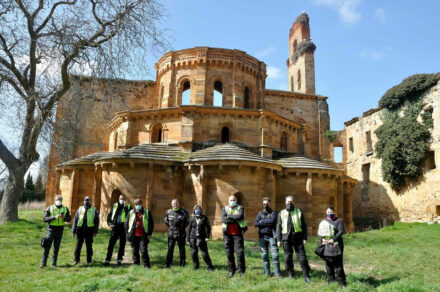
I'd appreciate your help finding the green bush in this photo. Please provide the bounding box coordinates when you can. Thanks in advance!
[378,73,440,110]
[375,99,432,190]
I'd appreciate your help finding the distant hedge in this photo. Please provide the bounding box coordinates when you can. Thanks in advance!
[378,73,440,110]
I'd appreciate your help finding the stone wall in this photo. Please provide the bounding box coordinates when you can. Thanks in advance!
[344,83,440,222]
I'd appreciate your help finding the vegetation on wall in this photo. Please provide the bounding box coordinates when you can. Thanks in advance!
[378,73,440,110]
[375,74,438,190]
[325,130,338,142]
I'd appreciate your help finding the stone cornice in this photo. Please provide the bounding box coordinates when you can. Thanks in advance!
[106,106,304,132]
[264,89,327,101]
[155,47,266,78]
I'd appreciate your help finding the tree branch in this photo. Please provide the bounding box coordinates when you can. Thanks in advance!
[0,138,19,172]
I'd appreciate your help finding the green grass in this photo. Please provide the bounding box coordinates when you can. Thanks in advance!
[0,210,439,291]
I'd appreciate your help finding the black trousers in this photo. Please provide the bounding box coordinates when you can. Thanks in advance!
[40,228,64,266]
[166,236,186,266]
[190,238,213,269]
[74,232,94,262]
[105,224,126,262]
[325,254,346,285]
[131,235,150,266]
[282,235,310,277]
[223,234,245,273]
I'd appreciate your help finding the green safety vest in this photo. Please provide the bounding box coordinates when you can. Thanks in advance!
[280,208,302,234]
[49,205,67,226]
[111,203,131,223]
[127,210,149,233]
[317,219,338,244]
[222,205,247,230]
[77,206,96,227]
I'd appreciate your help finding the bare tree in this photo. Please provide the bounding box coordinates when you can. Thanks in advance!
[0,0,168,223]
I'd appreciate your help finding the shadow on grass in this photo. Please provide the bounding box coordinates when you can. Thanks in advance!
[354,275,400,287]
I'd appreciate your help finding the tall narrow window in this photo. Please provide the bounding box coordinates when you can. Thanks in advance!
[293,39,297,54]
[182,81,191,105]
[362,163,370,183]
[213,81,223,106]
[151,124,163,143]
[221,126,230,143]
[280,132,288,151]
[159,86,164,108]
[244,87,250,109]
[297,70,301,90]
[426,151,436,170]
[349,137,354,152]
[366,131,373,153]
[291,76,294,91]
[334,146,343,163]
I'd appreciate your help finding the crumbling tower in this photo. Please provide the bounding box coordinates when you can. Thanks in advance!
[287,12,316,94]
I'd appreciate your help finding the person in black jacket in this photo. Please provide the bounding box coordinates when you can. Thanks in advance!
[317,206,346,287]
[104,194,132,266]
[186,204,214,271]
[221,194,247,278]
[125,199,154,268]
[276,195,311,282]
[40,194,72,268]
[164,198,189,268]
[254,197,280,278]
[72,196,99,265]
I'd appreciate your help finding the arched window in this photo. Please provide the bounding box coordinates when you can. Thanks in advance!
[221,126,230,143]
[182,81,191,105]
[280,132,288,151]
[151,124,163,143]
[244,87,251,109]
[297,70,301,90]
[293,39,297,54]
[213,80,223,106]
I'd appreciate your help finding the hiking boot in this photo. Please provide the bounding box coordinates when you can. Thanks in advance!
[227,271,235,278]
[116,260,122,266]
[103,261,110,266]
[179,260,186,267]
[273,274,281,279]
[39,264,46,269]
[73,261,79,266]
[304,277,311,283]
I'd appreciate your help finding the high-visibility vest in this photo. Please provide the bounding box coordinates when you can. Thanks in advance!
[317,219,338,245]
[280,208,302,234]
[49,205,67,226]
[222,205,247,230]
[111,203,131,223]
[127,210,149,234]
[77,206,96,227]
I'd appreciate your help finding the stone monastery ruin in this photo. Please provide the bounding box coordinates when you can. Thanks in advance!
[45,12,440,239]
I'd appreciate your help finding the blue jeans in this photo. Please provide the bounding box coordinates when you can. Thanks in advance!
[259,236,280,276]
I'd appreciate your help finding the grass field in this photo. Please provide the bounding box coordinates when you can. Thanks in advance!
[0,209,439,292]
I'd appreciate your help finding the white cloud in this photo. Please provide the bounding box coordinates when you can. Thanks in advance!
[266,66,283,79]
[255,46,277,58]
[359,47,391,60]
[315,0,362,24]
[374,8,386,23]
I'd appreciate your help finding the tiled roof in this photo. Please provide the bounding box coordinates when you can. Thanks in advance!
[60,143,339,172]
[276,155,339,170]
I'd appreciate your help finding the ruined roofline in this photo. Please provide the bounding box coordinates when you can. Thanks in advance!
[344,107,382,127]
[69,74,156,85]
[264,89,327,101]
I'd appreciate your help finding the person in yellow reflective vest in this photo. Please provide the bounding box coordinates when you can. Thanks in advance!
[40,194,72,268]
[72,196,99,265]
[221,194,247,278]
[104,193,132,266]
[317,206,347,288]
[276,195,311,282]
[125,199,154,268]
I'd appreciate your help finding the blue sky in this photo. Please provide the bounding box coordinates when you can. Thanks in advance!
[145,0,440,131]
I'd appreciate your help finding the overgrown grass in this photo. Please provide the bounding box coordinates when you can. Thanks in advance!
[0,209,439,291]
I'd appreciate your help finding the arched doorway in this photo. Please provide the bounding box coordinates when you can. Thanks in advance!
[151,124,163,143]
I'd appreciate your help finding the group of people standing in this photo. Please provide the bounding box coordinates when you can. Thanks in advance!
[39,193,347,287]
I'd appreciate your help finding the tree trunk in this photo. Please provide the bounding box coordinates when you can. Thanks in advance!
[0,169,25,223]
